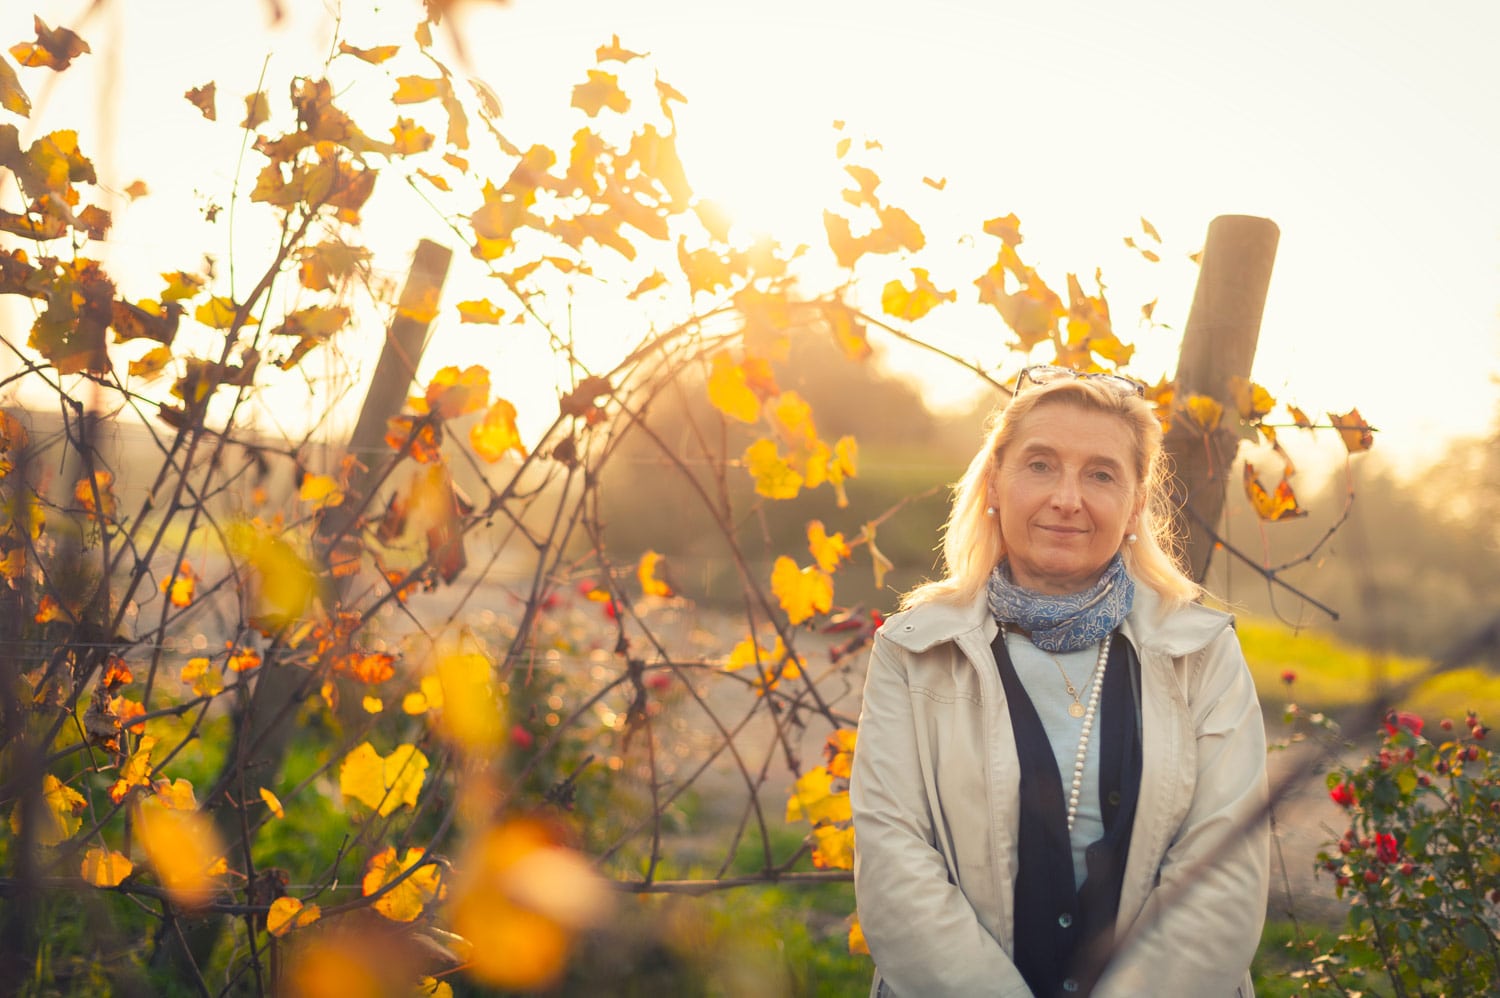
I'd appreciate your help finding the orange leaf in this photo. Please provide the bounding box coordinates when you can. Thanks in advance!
[259,787,285,819]
[824,303,871,362]
[338,41,399,64]
[392,76,442,104]
[1242,463,1307,521]
[81,847,133,888]
[1181,394,1223,433]
[983,213,1023,247]
[0,55,31,116]
[297,473,344,509]
[15,773,86,845]
[1329,407,1374,453]
[1287,404,1313,429]
[363,846,445,922]
[227,647,261,673]
[335,651,396,685]
[1227,376,1275,422]
[267,896,307,937]
[184,82,216,121]
[596,35,645,63]
[771,556,832,626]
[849,913,870,955]
[135,802,225,908]
[242,90,269,129]
[181,657,223,697]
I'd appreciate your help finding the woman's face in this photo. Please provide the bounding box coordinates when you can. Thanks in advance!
[990,402,1143,595]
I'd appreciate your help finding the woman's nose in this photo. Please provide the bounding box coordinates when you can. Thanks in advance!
[1051,474,1082,509]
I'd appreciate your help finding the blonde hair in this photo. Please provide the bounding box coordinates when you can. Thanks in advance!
[902,378,1200,611]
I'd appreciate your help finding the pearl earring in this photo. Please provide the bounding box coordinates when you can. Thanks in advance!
[1126,533,1138,543]
[985,506,996,517]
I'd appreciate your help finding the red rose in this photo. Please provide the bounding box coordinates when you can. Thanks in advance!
[1280,670,1297,685]
[1375,833,1400,865]
[1383,711,1424,737]
[1330,782,1356,807]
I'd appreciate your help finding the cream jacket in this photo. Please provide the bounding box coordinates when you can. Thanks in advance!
[850,586,1270,997]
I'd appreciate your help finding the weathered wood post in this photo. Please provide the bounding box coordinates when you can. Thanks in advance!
[176,240,452,970]
[1164,215,1279,582]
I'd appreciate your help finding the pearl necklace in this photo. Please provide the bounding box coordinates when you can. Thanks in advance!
[1001,623,1111,833]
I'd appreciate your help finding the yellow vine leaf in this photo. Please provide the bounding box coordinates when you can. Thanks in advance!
[181,657,223,697]
[434,651,503,753]
[596,34,645,63]
[805,436,858,508]
[707,352,760,424]
[153,777,198,810]
[338,41,399,64]
[786,766,851,824]
[470,398,527,462]
[128,345,173,381]
[393,75,442,104]
[1330,407,1374,453]
[825,728,858,779]
[824,303,871,362]
[108,735,157,804]
[880,268,955,321]
[1228,376,1275,422]
[1181,394,1223,433]
[267,896,319,937]
[12,773,86,845]
[228,520,320,631]
[1243,463,1307,522]
[637,550,673,597]
[417,977,454,998]
[1287,404,1313,429]
[456,298,505,324]
[242,90,269,129]
[297,473,344,509]
[339,742,428,816]
[849,913,870,955]
[81,847,133,888]
[676,236,734,298]
[227,647,261,672]
[742,438,802,500]
[862,521,894,590]
[769,392,817,450]
[74,469,116,520]
[361,695,384,714]
[160,560,194,608]
[0,56,31,117]
[425,364,490,420]
[135,801,226,908]
[571,69,629,116]
[363,846,445,922]
[389,117,434,155]
[194,296,252,330]
[628,271,668,299]
[402,674,444,715]
[812,824,856,870]
[771,556,832,625]
[260,787,284,819]
[183,82,216,120]
[807,521,850,573]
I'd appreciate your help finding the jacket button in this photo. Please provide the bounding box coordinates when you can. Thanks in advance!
[1108,790,1121,806]
[1062,979,1079,992]
[1057,913,1073,928]
[902,624,914,631]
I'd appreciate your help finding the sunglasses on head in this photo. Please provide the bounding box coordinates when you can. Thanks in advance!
[1014,365,1146,399]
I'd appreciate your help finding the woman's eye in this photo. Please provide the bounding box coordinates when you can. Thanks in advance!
[1091,470,1115,483]
[1028,460,1050,473]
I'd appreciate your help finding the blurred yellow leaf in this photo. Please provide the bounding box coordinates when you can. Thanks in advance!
[984,213,1023,246]
[880,267,954,321]
[807,521,849,573]
[153,777,197,810]
[107,736,156,804]
[1243,463,1307,522]
[742,438,802,500]
[393,75,442,104]
[228,521,320,630]
[425,364,490,420]
[181,657,223,697]
[338,41,399,64]
[769,392,817,450]
[627,271,668,300]
[267,896,304,937]
[1228,376,1275,422]
[227,647,261,673]
[339,742,428,816]
[363,846,445,922]
[74,469,116,520]
[81,847,133,888]
[260,787,284,819]
[637,550,672,597]
[135,802,225,907]
[786,766,850,824]
[435,651,503,753]
[401,674,444,715]
[361,695,384,714]
[1330,407,1374,453]
[12,773,86,845]
[242,90,269,129]
[824,303,871,362]
[825,728,857,779]
[0,56,31,117]
[456,298,504,324]
[1181,394,1223,433]
[707,352,761,424]
[849,913,870,955]
[128,345,173,380]
[194,296,252,330]
[416,977,453,998]
[676,236,734,298]
[298,473,344,509]
[596,35,645,63]
[160,560,195,608]
[571,69,629,116]
[470,398,527,462]
[389,117,434,155]
[812,824,856,870]
[862,522,894,590]
[771,556,832,626]
[1287,404,1313,429]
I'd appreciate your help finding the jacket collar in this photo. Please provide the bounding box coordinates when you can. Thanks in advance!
[882,581,1233,657]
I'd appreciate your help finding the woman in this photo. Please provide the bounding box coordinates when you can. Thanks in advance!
[850,367,1269,997]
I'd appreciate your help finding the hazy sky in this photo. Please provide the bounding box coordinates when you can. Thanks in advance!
[4,0,1497,478]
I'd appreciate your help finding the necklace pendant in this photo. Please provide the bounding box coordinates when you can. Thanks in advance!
[1068,702,1085,718]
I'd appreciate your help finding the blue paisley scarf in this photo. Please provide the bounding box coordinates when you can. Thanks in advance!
[985,554,1134,653]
